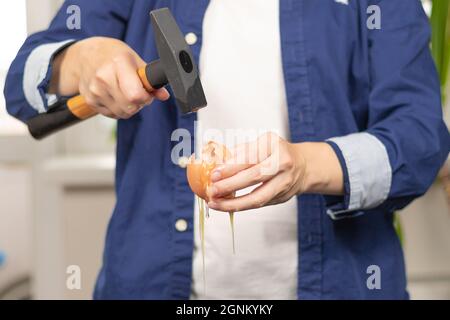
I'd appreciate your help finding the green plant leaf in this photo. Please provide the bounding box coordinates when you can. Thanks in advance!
[430,0,450,87]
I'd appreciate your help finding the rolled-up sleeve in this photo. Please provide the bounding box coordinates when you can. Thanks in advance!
[325,0,450,220]
[4,0,134,123]
[326,133,392,220]
[23,40,75,113]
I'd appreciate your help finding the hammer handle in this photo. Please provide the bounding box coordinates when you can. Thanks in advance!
[27,63,164,140]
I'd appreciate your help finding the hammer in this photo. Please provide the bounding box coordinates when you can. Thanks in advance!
[26,8,207,140]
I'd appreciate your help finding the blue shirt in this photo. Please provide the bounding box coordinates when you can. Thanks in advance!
[4,0,450,299]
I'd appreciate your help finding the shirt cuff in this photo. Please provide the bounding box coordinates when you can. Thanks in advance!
[23,40,76,113]
[325,132,392,220]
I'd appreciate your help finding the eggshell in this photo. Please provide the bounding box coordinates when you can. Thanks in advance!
[186,141,232,201]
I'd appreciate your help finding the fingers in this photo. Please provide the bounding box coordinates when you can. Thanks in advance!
[210,163,253,183]
[114,53,153,107]
[209,133,282,197]
[210,156,275,198]
[153,88,171,101]
[211,138,275,182]
[79,79,117,119]
[206,133,302,212]
[81,51,171,119]
[208,176,283,212]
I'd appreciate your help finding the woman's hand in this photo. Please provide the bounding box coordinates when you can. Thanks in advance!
[207,132,344,212]
[49,37,170,119]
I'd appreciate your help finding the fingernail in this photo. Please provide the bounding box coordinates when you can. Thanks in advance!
[211,170,221,182]
[208,202,217,209]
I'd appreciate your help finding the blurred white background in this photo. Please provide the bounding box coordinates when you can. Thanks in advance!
[0,0,115,299]
[0,0,449,300]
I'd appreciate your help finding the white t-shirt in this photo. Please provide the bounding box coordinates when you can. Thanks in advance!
[191,0,298,300]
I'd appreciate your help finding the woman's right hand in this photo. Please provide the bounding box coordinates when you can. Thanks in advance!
[49,37,170,119]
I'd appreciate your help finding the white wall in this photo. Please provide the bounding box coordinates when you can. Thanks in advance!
[26,0,63,34]
[0,166,32,293]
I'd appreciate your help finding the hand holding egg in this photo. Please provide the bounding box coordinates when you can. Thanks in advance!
[205,132,344,213]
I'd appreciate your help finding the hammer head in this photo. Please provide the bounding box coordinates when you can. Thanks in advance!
[150,8,207,114]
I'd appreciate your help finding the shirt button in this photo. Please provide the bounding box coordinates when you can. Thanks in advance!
[175,219,188,232]
[185,32,198,45]
[178,156,190,169]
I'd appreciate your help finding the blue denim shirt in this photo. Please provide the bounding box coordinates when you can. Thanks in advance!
[4,0,450,299]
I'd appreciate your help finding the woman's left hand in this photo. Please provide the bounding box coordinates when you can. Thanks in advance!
[207,132,344,212]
